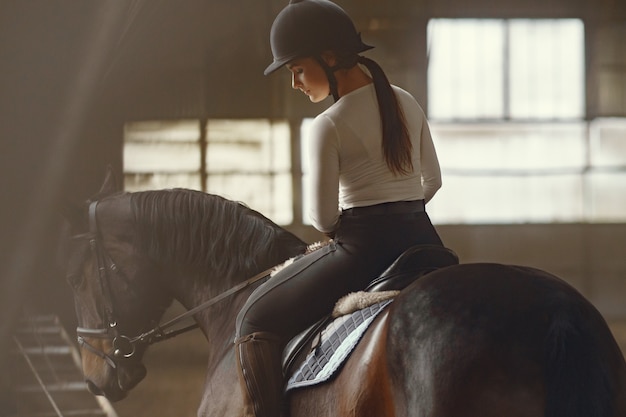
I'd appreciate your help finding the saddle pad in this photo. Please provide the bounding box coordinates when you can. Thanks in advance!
[285,299,393,392]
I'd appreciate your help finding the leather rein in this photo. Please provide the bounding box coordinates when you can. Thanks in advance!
[75,200,271,369]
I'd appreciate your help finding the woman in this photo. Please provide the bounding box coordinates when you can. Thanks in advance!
[235,1,444,416]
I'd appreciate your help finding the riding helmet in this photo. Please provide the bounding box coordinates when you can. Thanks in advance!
[264,0,374,75]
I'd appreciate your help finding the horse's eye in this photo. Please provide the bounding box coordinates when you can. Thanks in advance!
[66,272,84,289]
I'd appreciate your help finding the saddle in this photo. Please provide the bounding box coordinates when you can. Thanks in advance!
[282,244,459,375]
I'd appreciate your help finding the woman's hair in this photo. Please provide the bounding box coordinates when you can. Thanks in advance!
[334,52,413,176]
[356,56,413,176]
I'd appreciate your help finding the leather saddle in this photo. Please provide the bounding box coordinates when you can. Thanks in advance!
[282,244,459,374]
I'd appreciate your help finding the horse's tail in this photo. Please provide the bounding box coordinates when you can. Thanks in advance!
[543,309,614,417]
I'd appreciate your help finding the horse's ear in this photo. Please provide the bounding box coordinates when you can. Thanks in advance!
[60,198,88,232]
[97,165,120,196]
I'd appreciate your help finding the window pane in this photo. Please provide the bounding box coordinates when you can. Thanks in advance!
[272,173,294,225]
[205,119,292,225]
[429,122,588,224]
[428,19,504,120]
[124,173,202,192]
[125,142,200,172]
[509,19,585,119]
[124,120,201,191]
[431,122,587,171]
[427,174,584,224]
[300,119,315,225]
[587,119,626,222]
[206,173,292,225]
[428,119,626,224]
[124,118,293,225]
[206,119,290,172]
[427,18,585,120]
[590,118,626,167]
[125,120,200,142]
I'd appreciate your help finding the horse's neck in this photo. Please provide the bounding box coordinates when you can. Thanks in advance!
[159,223,308,397]
[182,247,306,416]
[191,254,305,417]
[196,288,257,417]
[169,266,263,343]
[179,271,258,416]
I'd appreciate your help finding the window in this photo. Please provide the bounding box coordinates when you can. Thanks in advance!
[587,118,626,222]
[427,19,585,121]
[425,122,589,223]
[425,19,626,224]
[300,118,314,225]
[125,120,203,190]
[124,119,293,225]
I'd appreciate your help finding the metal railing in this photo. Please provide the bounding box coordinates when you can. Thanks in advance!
[10,315,118,417]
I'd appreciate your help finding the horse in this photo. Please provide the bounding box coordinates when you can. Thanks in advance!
[63,171,626,417]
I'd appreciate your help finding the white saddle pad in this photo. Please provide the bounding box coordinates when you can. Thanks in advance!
[285,299,393,392]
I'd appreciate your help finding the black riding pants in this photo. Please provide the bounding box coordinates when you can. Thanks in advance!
[235,202,443,344]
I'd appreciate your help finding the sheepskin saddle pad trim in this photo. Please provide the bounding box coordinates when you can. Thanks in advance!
[285,298,393,392]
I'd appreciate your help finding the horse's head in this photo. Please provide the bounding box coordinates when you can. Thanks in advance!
[63,168,172,401]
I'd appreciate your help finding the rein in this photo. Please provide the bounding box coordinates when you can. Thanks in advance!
[76,200,271,368]
[128,267,271,346]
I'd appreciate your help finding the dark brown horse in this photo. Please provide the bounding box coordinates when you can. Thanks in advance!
[64,172,626,417]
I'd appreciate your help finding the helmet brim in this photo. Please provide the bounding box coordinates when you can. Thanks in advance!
[263,43,374,76]
[264,57,294,76]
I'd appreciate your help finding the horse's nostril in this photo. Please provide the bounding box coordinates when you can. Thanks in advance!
[85,380,103,395]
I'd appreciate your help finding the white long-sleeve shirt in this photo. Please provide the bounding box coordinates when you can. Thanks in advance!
[307,83,441,233]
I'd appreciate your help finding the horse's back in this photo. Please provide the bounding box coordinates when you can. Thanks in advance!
[289,263,626,417]
[385,262,626,417]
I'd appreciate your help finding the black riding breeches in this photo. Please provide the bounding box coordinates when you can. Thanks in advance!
[235,204,443,344]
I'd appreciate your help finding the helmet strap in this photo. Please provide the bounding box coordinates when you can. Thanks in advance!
[314,56,340,102]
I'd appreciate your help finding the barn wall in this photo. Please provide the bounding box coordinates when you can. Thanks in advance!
[63,0,626,320]
[1,0,624,330]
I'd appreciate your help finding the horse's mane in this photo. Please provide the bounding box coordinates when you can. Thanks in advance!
[130,188,300,280]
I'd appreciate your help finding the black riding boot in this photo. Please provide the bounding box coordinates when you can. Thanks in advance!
[235,332,284,417]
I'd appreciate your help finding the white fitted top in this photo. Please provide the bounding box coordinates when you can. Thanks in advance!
[306,83,441,233]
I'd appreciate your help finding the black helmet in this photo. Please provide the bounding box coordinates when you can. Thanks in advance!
[264,0,373,75]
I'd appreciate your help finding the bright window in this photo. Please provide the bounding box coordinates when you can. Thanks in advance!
[300,118,314,225]
[426,122,588,223]
[424,18,626,224]
[428,19,585,120]
[124,119,293,225]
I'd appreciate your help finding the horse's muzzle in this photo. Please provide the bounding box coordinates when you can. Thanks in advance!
[84,361,146,402]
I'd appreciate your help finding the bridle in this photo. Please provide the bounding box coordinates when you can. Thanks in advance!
[75,200,271,370]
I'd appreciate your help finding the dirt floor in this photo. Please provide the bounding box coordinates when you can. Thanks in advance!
[110,320,626,417]
[111,329,208,417]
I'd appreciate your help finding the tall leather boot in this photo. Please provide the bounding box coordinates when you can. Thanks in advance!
[235,332,284,417]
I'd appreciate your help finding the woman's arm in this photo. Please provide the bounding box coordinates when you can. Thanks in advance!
[307,115,341,233]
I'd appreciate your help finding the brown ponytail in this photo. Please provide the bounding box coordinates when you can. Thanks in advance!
[357,56,413,176]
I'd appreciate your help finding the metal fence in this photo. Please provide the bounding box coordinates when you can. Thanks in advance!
[9,315,118,417]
